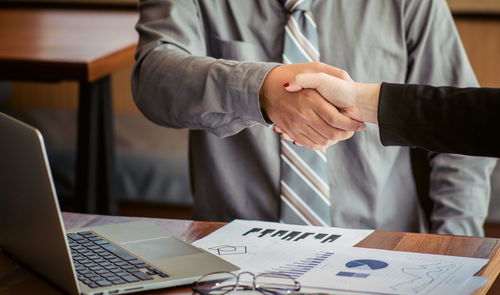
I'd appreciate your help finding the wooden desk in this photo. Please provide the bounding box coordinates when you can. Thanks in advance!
[0,8,138,214]
[1,213,499,295]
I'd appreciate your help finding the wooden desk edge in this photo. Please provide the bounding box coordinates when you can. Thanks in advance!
[0,43,136,82]
[87,43,137,82]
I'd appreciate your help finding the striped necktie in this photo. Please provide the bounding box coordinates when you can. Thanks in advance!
[279,0,331,226]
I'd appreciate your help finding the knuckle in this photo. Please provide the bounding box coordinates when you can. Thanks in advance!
[296,113,308,123]
[311,61,324,72]
[316,136,329,146]
[298,109,314,122]
[344,131,355,139]
[325,129,340,140]
[324,133,339,142]
[301,90,314,100]
[336,131,354,141]
[324,113,339,126]
[320,141,334,149]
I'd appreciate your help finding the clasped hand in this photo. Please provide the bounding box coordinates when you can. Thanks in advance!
[259,62,368,150]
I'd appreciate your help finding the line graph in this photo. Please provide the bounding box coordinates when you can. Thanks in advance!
[390,262,460,294]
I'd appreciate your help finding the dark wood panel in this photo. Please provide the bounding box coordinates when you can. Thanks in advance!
[455,18,500,87]
[448,0,500,15]
[0,8,138,82]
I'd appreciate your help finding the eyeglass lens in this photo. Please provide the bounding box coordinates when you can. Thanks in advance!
[195,272,238,294]
[194,272,299,295]
[255,273,299,294]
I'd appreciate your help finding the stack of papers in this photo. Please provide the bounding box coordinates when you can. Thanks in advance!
[193,220,489,295]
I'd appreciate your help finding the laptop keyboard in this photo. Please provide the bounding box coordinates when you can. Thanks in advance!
[68,231,169,289]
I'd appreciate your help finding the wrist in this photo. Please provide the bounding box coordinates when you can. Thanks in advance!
[258,66,279,125]
[258,77,272,124]
[258,65,286,125]
[354,83,380,123]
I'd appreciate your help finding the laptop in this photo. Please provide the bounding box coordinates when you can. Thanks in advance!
[0,112,238,295]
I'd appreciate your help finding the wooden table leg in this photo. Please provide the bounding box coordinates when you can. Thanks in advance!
[75,76,117,214]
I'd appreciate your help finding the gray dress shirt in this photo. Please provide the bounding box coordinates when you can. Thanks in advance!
[132,0,497,236]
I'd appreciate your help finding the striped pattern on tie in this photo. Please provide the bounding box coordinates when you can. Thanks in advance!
[280,0,331,226]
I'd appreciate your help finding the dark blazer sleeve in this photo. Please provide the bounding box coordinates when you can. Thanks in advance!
[378,83,500,157]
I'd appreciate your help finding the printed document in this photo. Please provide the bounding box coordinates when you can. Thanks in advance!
[193,219,373,267]
[193,220,488,295]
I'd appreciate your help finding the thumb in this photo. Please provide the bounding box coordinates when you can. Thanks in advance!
[283,81,303,92]
[296,72,333,89]
[288,73,356,109]
[283,72,329,93]
[318,65,353,82]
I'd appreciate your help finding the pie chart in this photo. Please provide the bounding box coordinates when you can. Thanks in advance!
[345,259,388,270]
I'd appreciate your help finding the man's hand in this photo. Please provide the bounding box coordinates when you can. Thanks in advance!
[259,62,365,150]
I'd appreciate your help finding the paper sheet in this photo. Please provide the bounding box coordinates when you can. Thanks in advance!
[193,219,373,267]
[193,220,488,295]
[454,276,490,295]
[287,246,488,295]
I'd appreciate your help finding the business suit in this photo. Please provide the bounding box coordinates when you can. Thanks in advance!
[380,83,500,157]
[132,0,496,235]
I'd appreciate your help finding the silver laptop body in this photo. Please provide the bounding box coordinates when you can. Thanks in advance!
[0,112,238,295]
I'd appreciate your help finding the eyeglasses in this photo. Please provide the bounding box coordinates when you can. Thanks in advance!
[192,271,301,295]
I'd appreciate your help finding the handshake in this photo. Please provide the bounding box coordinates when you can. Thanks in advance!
[259,62,380,150]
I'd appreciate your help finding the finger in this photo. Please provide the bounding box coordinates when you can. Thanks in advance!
[284,72,347,93]
[315,98,365,131]
[274,125,285,133]
[299,122,343,150]
[273,124,311,146]
[317,125,355,142]
[281,122,324,150]
[283,90,359,144]
[294,72,333,90]
[336,68,353,82]
[283,81,303,92]
[303,122,334,147]
[290,132,328,150]
[280,132,294,142]
[308,109,357,142]
[279,111,344,149]
[316,64,353,82]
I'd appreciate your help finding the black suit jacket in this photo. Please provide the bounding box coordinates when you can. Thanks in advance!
[379,83,500,157]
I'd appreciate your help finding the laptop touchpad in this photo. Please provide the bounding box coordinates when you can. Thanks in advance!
[122,237,202,261]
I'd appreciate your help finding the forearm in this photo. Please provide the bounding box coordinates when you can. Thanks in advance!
[132,0,280,137]
[133,45,277,136]
[378,83,500,157]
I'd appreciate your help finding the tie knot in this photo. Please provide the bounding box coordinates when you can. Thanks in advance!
[285,0,313,13]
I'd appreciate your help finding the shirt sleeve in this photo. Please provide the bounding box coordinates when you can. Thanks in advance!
[402,0,498,236]
[131,0,279,137]
[379,83,500,157]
